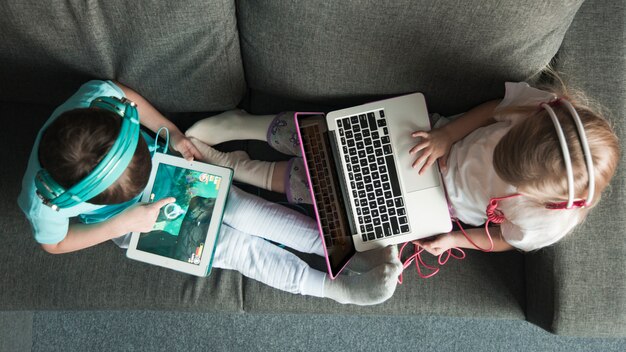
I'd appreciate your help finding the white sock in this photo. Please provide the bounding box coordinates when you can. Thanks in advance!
[323,254,403,306]
[185,109,275,145]
[347,245,399,273]
[189,137,275,190]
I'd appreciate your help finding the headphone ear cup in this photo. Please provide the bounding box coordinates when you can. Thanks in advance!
[35,169,66,202]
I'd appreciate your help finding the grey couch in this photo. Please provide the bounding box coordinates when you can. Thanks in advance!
[0,0,623,338]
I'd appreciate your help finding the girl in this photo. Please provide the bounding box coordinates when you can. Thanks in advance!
[410,80,619,255]
[186,78,620,263]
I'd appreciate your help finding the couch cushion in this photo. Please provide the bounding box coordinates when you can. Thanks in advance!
[237,0,583,115]
[0,0,245,112]
[0,103,243,312]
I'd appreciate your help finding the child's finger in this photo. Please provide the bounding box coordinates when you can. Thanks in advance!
[419,156,437,175]
[412,152,430,169]
[152,197,176,209]
[411,130,429,138]
[409,142,429,155]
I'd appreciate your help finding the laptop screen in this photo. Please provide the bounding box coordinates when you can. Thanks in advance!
[136,163,222,265]
[296,113,355,277]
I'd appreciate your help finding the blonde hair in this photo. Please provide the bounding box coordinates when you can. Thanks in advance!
[493,80,620,210]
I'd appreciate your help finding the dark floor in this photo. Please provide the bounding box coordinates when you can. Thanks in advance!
[2,311,625,352]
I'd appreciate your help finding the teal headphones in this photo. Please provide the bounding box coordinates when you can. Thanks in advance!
[35,96,141,211]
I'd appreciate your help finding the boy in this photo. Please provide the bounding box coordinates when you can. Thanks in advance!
[18,80,201,253]
[18,80,403,305]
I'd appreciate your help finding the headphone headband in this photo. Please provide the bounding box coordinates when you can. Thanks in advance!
[541,98,595,209]
[35,96,141,210]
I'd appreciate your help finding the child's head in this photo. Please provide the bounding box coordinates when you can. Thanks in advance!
[39,108,152,205]
[493,86,620,208]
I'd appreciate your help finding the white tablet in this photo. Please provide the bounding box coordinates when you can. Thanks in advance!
[126,152,233,277]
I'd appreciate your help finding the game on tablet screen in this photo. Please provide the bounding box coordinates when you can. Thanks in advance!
[136,164,222,265]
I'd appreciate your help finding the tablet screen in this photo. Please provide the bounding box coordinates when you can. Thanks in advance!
[136,163,223,266]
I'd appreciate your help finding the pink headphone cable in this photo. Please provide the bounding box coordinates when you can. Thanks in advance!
[397,194,519,283]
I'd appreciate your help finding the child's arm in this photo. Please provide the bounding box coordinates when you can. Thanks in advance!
[40,197,175,254]
[413,226,514,256]
[410,99,501,174]
[113,81,202,161]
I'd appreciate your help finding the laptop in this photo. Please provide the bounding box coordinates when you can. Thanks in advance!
[295,92,451,278]
[126,153,233,277]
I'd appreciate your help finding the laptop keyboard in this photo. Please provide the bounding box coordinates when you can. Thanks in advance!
[336,109,411,242]
[300,124,349,248]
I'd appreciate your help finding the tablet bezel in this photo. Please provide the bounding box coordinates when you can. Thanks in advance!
[126,152,232,277]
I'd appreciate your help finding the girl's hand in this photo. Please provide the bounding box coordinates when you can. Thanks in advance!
[413,232,458,256]
[170,131,203,161]
[409,127,453,175]
[114,197,176,235]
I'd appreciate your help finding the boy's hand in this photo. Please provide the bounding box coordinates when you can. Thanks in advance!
[170,132,203,161]
[413,232,457,256]
[409,128,453,175]
[114,197,176,235]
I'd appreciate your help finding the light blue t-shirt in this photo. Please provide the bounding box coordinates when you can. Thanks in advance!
[17,80,155,244]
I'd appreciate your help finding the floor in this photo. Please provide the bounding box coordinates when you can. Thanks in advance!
[2,311,625,352]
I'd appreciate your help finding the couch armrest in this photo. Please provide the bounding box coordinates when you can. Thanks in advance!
[525,0,626,337]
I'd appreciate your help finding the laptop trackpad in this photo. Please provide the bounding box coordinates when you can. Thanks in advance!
[392,127,441,193]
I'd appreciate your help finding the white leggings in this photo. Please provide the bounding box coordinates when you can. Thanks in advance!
[211,187,327,297]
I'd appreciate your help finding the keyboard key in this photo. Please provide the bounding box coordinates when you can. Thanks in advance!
[399,216,408,224]
[397,208,406,216]
[383,144,393,155]
[351,115,359,124]
[377,119,387,127]
[391,217,400,234]
[367,113,377,130]
[342,118,351,128]
[375,226,383,238]
[394,197,404,207]
[400,225,410,233]
[367,232,376,241]
[382,136,390,144]
[379,109,385,118]
[383,223,392,236]
[385,156,402,196]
